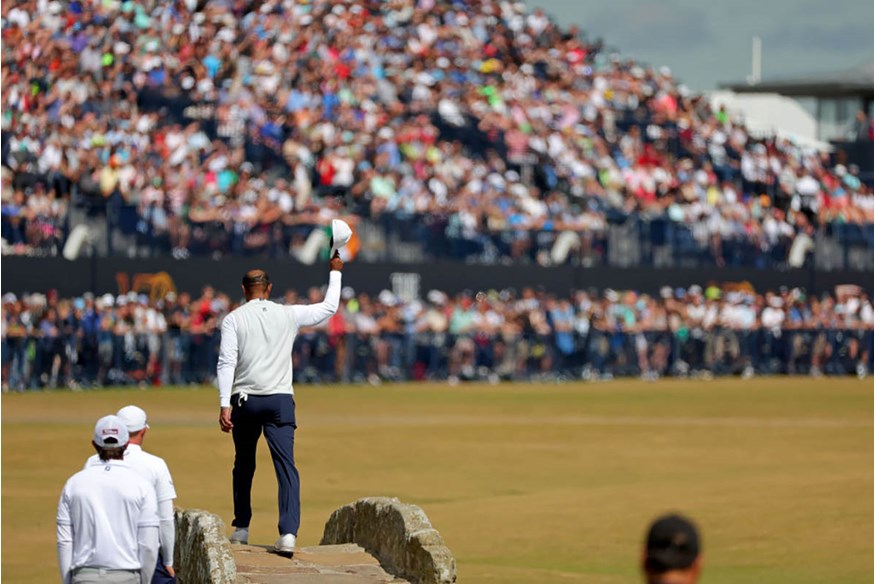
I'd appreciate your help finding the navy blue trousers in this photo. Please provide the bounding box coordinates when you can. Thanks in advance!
[152,551,175,584]
[231,393,300,536]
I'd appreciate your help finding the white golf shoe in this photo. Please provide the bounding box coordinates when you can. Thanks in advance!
[274,533,296,554]
[229,527,249,544]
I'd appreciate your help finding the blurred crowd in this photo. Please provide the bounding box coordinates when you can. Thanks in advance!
[2,0,873,263]
[2,282,872,391]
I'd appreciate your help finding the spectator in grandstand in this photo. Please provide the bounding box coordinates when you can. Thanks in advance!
[847,110,874,142]
[2,293,29,391]
[163,291,190,385]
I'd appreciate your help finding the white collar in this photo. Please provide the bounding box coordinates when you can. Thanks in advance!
[96,458,129,467]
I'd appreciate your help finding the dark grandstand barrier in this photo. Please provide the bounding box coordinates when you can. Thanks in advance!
[9,205,870,272]
[0,257,872,299]
[3,327,871,391]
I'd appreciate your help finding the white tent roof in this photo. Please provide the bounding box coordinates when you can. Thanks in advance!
[707,90,834,152]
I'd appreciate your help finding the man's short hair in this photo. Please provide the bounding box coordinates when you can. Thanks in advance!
[644,514,701,573]
[242,270,270,288]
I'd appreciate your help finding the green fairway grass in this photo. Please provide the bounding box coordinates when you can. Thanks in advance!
[2,378,872,583]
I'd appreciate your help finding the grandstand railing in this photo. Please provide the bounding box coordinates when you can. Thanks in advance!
[367,213,874,271]
[10,199,869,271]
[3,327,871,390]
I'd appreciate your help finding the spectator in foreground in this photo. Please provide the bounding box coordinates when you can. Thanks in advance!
[642,513,702,584]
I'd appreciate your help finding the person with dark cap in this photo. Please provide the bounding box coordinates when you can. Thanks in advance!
[642,513,702,584]
[217,251,343,554]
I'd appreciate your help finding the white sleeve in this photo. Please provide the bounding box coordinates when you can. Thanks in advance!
[57,487,72,584]
[216,313,238,408]
[154,459,177,502]
[157,498,175,568]
[57,523,72,584]
[138,488,159,584]
[289,271,342,328]
[138,525,159,584]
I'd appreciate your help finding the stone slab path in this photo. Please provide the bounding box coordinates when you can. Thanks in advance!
[232,543,410,584]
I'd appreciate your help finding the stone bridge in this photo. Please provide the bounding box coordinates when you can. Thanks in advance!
[174,497,456,584]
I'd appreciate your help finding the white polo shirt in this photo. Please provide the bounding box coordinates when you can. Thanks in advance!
[85,444,176,503]
[217,270,341,407]
[57,460,158,570]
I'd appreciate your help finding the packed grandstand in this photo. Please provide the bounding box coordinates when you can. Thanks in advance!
[1,0,873,388]
[2,0,872,265]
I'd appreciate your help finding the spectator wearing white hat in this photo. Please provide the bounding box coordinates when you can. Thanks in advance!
[58,415,159,584]
[84,406,177,583]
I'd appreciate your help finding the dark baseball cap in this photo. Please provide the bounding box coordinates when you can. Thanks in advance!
[644,514,701,573]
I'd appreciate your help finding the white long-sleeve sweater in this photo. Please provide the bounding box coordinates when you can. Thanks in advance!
[217,271,341,407]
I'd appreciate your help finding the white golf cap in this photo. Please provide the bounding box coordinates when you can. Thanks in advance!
[330,219,353,256]
[116,405,150,432]
[93,415,130,448]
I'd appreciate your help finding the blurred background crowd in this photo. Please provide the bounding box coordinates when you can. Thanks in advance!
[2,0,872,389]
[1,0,873,268]
[3,282,872,391]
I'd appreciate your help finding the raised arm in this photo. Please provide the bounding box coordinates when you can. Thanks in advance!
[289,253,344,328]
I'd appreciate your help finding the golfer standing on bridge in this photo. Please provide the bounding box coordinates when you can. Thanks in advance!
[217,252,343,554]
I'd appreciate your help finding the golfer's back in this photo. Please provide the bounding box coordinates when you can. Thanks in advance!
[229,299,298,395]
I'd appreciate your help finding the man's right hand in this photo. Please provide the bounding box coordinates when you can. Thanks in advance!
[219,407,233,433]
[330,251,344,272]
